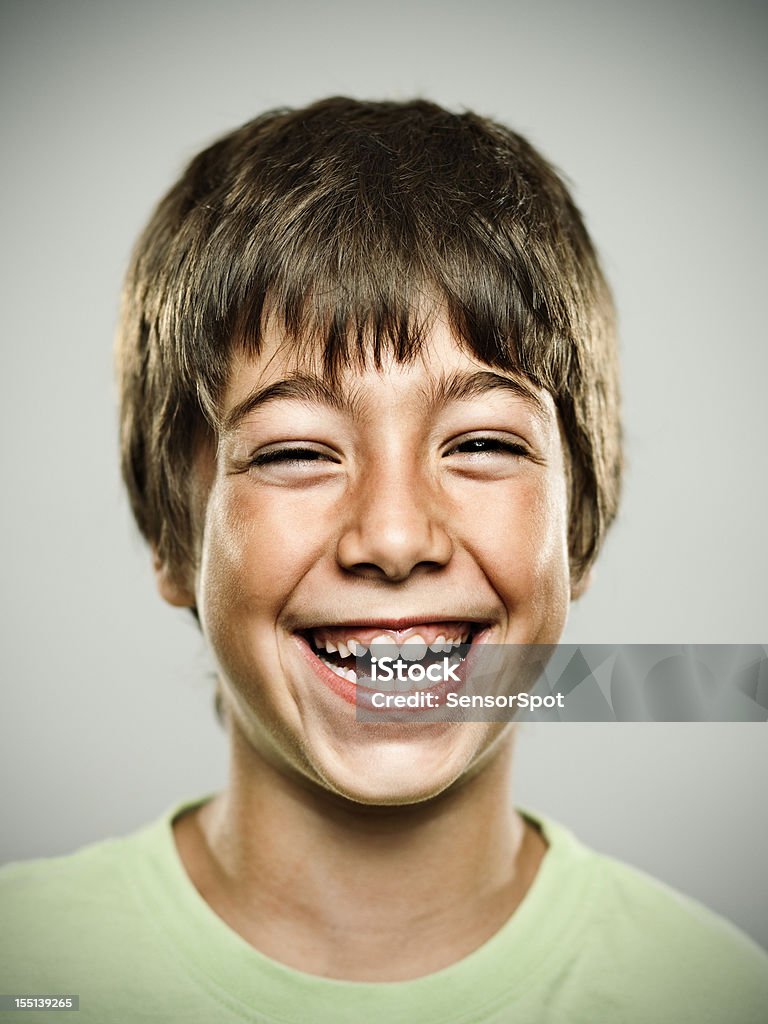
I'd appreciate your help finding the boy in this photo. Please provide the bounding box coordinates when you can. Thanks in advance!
[1,97,766,1023]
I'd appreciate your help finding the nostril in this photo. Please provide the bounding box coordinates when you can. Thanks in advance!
[340,559,448,583]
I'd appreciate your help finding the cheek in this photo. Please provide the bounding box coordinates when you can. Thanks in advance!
[527,486,571,629]
[526,477,570,576]
[196,481,330,638]
[465,473,570,626]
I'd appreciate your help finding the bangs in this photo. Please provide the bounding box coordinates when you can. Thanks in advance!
[228,226,568,398]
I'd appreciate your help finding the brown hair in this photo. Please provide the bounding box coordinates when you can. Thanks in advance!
[116,96,622,603]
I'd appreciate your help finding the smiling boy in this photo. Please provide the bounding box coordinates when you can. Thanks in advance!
[1,97,767,1023]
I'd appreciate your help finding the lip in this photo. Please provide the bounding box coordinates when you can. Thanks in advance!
[297,615,490,632]
[307,620,476,651]
[293,622,495,710]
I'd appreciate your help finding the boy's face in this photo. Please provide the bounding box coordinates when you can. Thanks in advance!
[166,315,572,805]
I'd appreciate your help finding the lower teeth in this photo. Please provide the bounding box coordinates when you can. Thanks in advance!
[316,648,466,690]
[318,654,357,683]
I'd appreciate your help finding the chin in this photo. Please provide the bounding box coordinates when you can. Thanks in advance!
[304,725,494,807]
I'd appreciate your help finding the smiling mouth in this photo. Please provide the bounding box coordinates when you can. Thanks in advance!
[299,621,487,687]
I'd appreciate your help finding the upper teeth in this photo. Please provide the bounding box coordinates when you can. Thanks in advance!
[313,630,470,660]
[370,634,399,655]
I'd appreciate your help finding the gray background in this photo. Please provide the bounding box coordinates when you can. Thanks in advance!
[1,0,766,949]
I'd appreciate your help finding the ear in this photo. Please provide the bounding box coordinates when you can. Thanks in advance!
[151,545,196,608]
[570,565,595,601]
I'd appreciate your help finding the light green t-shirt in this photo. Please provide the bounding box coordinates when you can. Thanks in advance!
[1,795,766,1023]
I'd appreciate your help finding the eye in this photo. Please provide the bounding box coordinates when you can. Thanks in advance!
[250,446,335,467]
[445,436,529,458]
[242,444,343,484]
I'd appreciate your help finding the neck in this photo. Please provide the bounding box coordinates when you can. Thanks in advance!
[174,726,547,982]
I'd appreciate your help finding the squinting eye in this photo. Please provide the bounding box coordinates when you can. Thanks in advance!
[250,447,335,467]
[447,437,529,457]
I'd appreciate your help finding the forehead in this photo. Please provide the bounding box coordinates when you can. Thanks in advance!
[219,314,556,432]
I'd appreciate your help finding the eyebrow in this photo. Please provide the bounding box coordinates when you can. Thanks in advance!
[428,370,547,419]
[221,368,548,434]
[222,375,354,434]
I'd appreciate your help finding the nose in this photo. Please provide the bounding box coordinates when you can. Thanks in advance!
[336,456,454,582]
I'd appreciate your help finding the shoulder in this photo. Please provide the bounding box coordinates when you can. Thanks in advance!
[0,832,134,922]
[592,846,765,963]
[0,808,183,999]
[537,816,768,1023]
[0,795,210,919]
